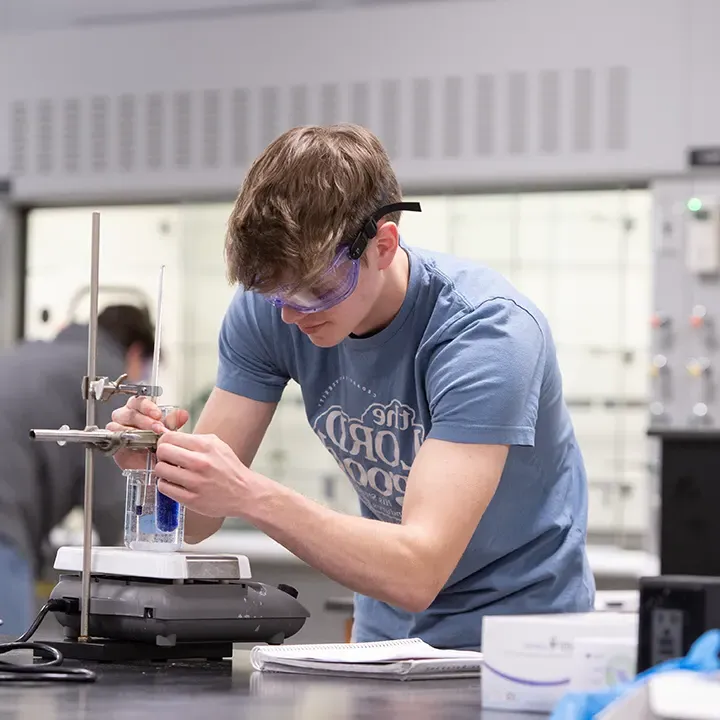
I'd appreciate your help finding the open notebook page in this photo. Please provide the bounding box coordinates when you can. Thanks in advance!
[250,638,483,667]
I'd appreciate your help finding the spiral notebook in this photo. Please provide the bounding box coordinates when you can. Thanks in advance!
[249,638,483,681]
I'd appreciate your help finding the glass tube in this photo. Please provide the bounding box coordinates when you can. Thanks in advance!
[123,405,186,552]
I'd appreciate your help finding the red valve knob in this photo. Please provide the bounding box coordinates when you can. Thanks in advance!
[651,312,670,329]
[691,305,708,328]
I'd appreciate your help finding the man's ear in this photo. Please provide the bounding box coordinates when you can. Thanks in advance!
[374,222,400,271]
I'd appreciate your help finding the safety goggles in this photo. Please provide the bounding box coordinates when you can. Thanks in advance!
[265,201,422,314]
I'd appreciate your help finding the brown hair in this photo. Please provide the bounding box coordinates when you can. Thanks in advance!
[97,304,155,359]
[225,123,402,293]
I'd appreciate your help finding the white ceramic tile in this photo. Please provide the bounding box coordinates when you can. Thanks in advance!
[182,344,221,416]
[516,191,558,219]
[548,190,630,266]
[552,270,622,347]
[452,194,518,220]
[516,215,554,264]
[620,353,651,400]
[180,203,233,274]
[618,473,650,533]
[587,484,623,532]
[511,268,554,318]
[448,194,519,264]
[27,206,181,273]
[181,274,237,348]
[616,410,652,470]
[623,190,654,267]
[552,190,625,220]
[24,267,94,340]
[622,267,652,348]
[450,214,515,265]
[558,347,626,399]
[401,195,451,253]
[552,220,623,266]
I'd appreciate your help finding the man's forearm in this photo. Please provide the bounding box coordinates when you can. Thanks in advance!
[241,473,440,613]
[182,389,279,545]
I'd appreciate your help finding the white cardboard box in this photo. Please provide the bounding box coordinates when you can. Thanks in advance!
[481,612,639,714]
[570,636,638,692]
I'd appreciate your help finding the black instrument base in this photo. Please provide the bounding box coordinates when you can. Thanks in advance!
[34,639,234,663]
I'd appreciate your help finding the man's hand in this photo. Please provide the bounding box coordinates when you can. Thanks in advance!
[105,387,278,544]
[107,396,189,471]
[152,432,262,518]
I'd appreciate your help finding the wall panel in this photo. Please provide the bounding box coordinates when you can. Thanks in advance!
[1,0,690,203]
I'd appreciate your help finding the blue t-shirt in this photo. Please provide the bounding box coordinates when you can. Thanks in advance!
[217,243,595,650]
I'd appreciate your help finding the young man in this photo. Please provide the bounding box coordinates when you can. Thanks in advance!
[0,305,155,636]
[109,124,595,650]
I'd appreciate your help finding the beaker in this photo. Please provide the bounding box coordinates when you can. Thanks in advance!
[122,405,186,552]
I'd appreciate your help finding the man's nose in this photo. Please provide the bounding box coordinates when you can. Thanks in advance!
[281,306,303,325]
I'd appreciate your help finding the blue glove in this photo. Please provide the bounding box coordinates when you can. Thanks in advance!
[549,629,720,720]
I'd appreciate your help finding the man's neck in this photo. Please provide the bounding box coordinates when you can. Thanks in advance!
[352,248,410,337]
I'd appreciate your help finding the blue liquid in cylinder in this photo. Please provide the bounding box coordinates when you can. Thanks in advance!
[156,488,180,532]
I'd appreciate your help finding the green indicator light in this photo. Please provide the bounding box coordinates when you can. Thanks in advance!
[688,197,703,212]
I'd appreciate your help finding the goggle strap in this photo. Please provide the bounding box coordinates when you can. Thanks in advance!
[348,201,422,261]
[372,201,422,220]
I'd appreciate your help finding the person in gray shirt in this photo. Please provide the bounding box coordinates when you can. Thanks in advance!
[0,305,155,636]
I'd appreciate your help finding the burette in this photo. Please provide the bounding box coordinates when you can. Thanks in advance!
[138,265,166,514]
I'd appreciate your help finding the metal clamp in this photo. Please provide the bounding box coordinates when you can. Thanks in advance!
[29,426,159,456]
[81,374,163,402]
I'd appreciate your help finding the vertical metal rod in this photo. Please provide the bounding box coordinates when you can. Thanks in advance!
[79,211,101,641]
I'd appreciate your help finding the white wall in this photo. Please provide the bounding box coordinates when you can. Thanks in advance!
[7,0,678,541]
[0,197,21,348]
[686,0,720,148]
[26,189,653,538]
[0,0,704,201]
[0,0,392,35]
[402,191,653,537]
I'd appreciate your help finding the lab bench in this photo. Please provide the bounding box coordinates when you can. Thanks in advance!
[0,649,532,720]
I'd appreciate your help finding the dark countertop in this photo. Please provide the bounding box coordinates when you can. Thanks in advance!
[0,647,544,720]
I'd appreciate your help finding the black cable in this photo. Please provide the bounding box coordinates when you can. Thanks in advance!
[0,599,96,683]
